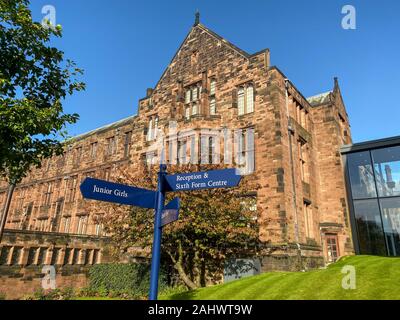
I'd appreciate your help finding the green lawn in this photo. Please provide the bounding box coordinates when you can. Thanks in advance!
[163,256,400,300]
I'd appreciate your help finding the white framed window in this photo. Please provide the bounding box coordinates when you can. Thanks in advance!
[235,128,255,174]
[210,98,216,115]
[238,84,255,116]
[238,87,245,116]
[192,87,198,101]
[192,103,198,116]
[185,90,191,104]
[246,85,254,113]
[77,216,88,235]
[185,106,190,120]
[62,217,70,233]
[210,79,216,96]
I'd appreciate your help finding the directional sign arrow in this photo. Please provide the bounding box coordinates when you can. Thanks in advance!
[161,197,180,227]
[80,178,156,209]
[164,168,242,192]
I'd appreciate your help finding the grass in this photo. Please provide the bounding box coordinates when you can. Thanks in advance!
[163,255,400,300]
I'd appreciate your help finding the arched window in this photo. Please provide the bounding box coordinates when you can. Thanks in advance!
[237,83,255,116]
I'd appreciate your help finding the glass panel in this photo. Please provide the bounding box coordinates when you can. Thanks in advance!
[238,88,244,116]
[372,146,400,197]
[354,199,386,255]
[246,85,254,113]
[347,151,377,199]
[379,197,400,256]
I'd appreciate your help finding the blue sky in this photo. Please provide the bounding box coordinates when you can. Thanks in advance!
[29,0,400,143]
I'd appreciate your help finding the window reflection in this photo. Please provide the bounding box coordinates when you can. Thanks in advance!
[372,146,400,197]
[347,151,377,199]
[353,199,386,256]
[379,198,400,256]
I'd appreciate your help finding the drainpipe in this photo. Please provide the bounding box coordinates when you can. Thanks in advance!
[284,79,302,269]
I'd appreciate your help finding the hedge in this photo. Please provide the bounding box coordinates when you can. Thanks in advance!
[88,263,168,298]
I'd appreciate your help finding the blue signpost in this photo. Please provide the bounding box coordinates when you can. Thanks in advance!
[80,167,242,300]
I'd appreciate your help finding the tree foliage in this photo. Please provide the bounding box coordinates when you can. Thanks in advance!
[92,164,262,290]
[0,0,85,183]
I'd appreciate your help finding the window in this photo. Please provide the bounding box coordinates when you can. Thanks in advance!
[147,117,158,141]
[177,140,187,165]
[298,139,309,183]
[106,136,117,155]
[379,197,400,256]
[77,215,88,235]
[62,217,71,233]
[185,106,190,120]
[326,235,339,262]
[74,146,82,165]
[67,176,78,203]
[95,223,103,236]
[210,79,216,96]
[37,219,48,232]
[44,182,53,206]
[303,202,314,239]
[192,103,198,116]
[0,246,11,265]
[124,131,132,158]
[90,142,98,159]
[353,199,386,256]
[184,83,202,118]
[295,102,308,130]
[238,87,245,116]
[347,151,377,199]
[235,128,255,174]
[246,85,254,113]
[237,84,254,116]
[372,146,400,197]
[185,90,191,104]
[209,98,216,115]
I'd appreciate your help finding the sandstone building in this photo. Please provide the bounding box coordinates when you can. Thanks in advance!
[0,16,354,294]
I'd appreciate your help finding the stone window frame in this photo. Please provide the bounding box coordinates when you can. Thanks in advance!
[298,137,309,184]
[237,82,255,117]
[123,131,133,158]
[90,141,98,159]
[303,199,314,240]
[184,82,202,119]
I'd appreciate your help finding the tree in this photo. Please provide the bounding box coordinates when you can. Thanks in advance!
[0,0,85,239]
[93,163,262,290]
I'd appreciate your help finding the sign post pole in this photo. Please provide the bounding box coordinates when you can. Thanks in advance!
[149,164,167,300]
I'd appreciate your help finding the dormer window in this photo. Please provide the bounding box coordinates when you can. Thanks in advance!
[238,83,255,116]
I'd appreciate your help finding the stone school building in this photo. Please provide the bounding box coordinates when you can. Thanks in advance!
[0,17,354,296]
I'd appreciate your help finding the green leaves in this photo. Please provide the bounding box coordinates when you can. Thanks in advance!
[0,0,85,182]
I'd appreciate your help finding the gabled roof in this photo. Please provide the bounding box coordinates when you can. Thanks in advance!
[152,21,253,91]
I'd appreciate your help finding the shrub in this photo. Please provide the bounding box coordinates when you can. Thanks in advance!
[88,263,168,299]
